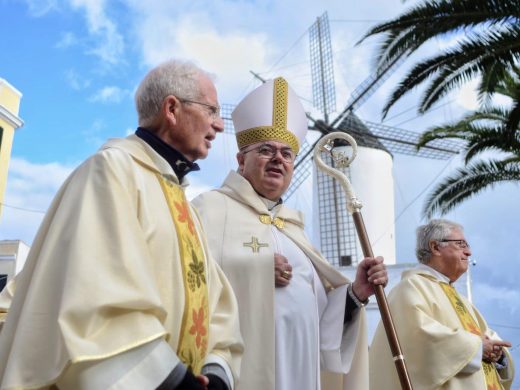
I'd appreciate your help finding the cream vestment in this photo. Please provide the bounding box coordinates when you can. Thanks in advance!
[369,265,514,390]
[193,171,369,390]
[0,135,242,389]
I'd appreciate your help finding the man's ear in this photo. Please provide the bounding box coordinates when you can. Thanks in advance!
[162,95,180,125]
[429,240,440,255]
[236,152,245,174]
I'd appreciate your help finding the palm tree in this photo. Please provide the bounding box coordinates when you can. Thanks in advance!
[417,68,520,217]
[359,0,520,118]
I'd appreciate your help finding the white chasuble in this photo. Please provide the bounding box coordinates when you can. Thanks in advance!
[0,135,242,389]
[369,265,515,390]
[193,170,369,390]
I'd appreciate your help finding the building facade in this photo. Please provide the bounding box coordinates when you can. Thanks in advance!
[0,78,24,218]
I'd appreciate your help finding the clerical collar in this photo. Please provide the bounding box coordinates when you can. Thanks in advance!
[259,196,283,212]
[416,263,451,284]
[135,127,200,180]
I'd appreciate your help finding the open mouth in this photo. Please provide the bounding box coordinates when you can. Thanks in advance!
[204,139,211,149]
[266,167,283,176]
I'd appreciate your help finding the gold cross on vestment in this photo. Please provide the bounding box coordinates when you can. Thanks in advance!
[243,236,269,253]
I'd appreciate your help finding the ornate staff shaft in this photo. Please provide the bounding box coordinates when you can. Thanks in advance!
[314,132,413,390]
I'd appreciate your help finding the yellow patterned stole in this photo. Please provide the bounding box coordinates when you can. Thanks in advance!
[157,174,209,374]
[439,283,502,390]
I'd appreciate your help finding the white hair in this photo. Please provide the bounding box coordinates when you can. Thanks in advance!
[415,219,463,264]
[134,60,213,128]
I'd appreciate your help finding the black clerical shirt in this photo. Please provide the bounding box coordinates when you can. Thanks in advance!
[135,127,200,181]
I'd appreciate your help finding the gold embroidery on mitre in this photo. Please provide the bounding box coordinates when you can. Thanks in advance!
[156,174,209,375]
[259,214,285,229]
[439,283,503,389]
[236,77,300,153]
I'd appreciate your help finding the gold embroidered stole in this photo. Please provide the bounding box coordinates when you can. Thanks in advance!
[157,174,209,374]
[439,282,502,390]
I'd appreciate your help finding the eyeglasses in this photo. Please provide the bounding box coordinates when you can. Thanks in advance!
[439,239,470,249]
[178,98,221,120]
[241,144,296,163]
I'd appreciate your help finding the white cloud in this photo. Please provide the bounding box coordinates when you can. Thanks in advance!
[23,0,59,17]
[0,158,76,244]
[473,281,520,316]
[7,158,73,196]
[178,26,272,101]
[55,31,79,49]
[453,77,514,113]
[65,68,91,90]
[81,119,107,147]
[133,13,272,102]
[185,177,214,202]
[89,86,130,103]
[68,0,125,65]
[455,79,480,111]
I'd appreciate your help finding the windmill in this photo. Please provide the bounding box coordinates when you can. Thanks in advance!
[221,12,462,268]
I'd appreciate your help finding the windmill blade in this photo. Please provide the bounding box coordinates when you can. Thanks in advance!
[222,103,236,134]
[336,113,463,160]
[284,139,313,200]
[330,53,407,129]
[364,121,462,159]
[309,12,336,124]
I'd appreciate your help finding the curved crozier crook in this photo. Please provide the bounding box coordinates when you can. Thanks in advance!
[313,132,363,214]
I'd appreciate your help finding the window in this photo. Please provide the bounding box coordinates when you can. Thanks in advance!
[0,274,7,291]
[340,255,352,267]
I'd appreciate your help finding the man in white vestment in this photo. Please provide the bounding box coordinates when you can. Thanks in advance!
[192,77,388,390]
[0,60,243,390]
[369,219,515,390]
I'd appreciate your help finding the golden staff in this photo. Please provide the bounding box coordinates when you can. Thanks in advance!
[313,131,413,390]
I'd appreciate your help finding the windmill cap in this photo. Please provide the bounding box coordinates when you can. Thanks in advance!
[232,77,307,154]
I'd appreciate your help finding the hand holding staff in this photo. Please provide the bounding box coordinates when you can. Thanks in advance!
[314,131,413,390]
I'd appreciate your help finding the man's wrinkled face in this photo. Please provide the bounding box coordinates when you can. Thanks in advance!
[431,228,472,282]
[237,141,296,201]
[170,74,224,161]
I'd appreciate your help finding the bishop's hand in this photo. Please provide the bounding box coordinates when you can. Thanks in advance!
[274,253,292,287]
[352,256,387,302]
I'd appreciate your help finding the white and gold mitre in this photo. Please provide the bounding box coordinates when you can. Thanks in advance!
[232,77,307,154]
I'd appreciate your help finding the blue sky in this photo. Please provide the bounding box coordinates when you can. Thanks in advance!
[1,0,519,383]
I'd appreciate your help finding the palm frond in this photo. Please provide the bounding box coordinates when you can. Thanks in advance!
[361,0,520,66]
[478,62,510,99]
[506,97,520,131]
[464,128,520,162]
[381,25,520,116]
[423,158,520,217]
[417,102,519,162]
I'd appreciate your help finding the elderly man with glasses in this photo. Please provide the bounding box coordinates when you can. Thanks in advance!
[0,60,243,390]
[192,77,388,390]
[369,219,515,390]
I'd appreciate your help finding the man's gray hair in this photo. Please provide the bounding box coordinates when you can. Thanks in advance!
[415,219,463,264]
[135,60,213,128]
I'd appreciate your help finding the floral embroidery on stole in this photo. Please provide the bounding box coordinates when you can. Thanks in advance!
[157,174,209,374]
[440,283,502,390]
